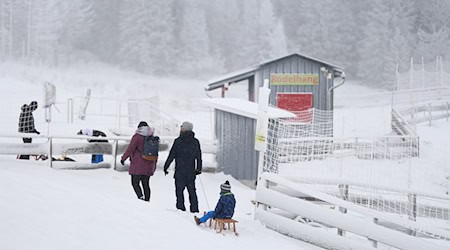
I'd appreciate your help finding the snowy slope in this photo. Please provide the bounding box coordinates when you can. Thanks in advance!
[0,160,318,250]
[0,63,320,250]
[1,63,449,250]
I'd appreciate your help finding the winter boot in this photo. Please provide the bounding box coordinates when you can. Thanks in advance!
[194,216,201,225]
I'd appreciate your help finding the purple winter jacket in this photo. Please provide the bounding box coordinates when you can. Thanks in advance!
[121,126,157,176]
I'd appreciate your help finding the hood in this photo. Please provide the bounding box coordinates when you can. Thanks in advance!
[180,131,195,141]
[21,104,29,112]
[136,126,153,136]
[80,128,93,137]
[29,101,38,111]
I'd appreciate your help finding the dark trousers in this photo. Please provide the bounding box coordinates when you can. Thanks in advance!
[19,138,32,160]
[131,175,150,201]
[175,177,199,212]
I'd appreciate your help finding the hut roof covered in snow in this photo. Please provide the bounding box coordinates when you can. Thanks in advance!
[202,98,296,119]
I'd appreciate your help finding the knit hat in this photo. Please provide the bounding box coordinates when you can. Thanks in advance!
[220,180,231,193]
[181,121,193,131]
[138,121,148,128]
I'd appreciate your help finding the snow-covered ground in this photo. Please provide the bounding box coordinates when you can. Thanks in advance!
[0,63,449,249]
[0,161,319,250]
[0,63,320,250]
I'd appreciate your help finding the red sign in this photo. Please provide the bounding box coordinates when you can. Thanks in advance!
[277,93,313,123]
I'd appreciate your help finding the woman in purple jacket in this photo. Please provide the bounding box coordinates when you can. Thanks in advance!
[121,121,157,202]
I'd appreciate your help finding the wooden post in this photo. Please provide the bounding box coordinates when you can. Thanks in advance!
[447,176,449,195]
[67,98,73,123]
[112,139,118,170]
[310,138,315,161]
[439,56,443,100]
[221,82,229,98]
[48,137,53,168]
[248,76,255,102]
[263,178,270,211]
[428,103,432,126]
[369,218,379,248]
[118,100,122,131]
[392,63,399,110]
[338,184,349,236]
[446,102,449,122]
[370,138,375,160]
[385,137,389,160]
[407,193,417,236]
[253,176,269,220]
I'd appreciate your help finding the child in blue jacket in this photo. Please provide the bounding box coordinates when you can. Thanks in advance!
[194,180,236,225]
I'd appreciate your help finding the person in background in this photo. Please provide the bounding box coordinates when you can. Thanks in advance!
[120,121,157,202]
[194,180,236,225]
[18,101,40,160]
[164,121,202,212]
[77,128,108,163]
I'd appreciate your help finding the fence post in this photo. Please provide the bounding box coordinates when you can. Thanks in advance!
[446,102,449,122]
[385,137,389,160]
[48,137,53,168]
[254,176,270,220]
[407,193,417,236]
[369,218,379,248]
[428,103,432,126]
[371,137,375,160]
[447,176,449,195]
[67,98,73,123]
[439,56,443,100]
[338,184,349,236]
[112,139,118,170]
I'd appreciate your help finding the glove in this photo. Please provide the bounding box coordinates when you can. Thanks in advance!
[164,170,169,176]
[195,170,201,175]
[120,159,125,165]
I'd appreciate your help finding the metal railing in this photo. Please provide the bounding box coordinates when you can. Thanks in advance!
[0,133,218,170]
[0,133,174,169]
[397,100,450,126]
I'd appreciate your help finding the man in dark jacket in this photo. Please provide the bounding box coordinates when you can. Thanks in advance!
[194,180,236,225]
[164,121,202,212]
[18,101,40,160]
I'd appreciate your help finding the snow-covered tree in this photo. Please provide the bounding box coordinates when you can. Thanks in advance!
[414,0,450,62]
[176,0,212,76]
[119,0,175,75]
[56,0,94,64]
[323,0,359,72]
[268,20,288,58]
[2,0,450,81]
[0,0,11,59]
[90,0,121,63]
[357,0,416,88]
[206,0,286,71]
[24,0,63,64]
[205,0,242,71]
[294,1,326,58]
[6,0,27,59]
[254,0,287,62]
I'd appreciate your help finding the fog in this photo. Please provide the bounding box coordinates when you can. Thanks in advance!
[0,0,449,88]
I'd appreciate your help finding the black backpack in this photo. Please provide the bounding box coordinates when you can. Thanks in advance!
[142,136,159,161]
